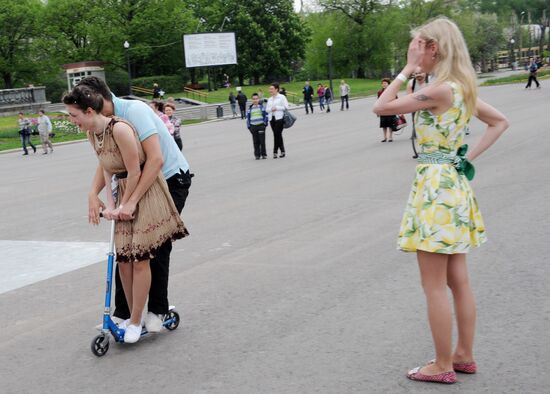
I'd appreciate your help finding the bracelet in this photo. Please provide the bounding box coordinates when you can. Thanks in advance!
[396,73,408,82]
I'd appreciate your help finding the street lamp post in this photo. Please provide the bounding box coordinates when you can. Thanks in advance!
[510,38,516,69]
[123,41,132,95]
[326,38,334,97]
[519,11,525,65]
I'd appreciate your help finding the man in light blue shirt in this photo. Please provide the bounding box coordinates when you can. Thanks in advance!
[78,76,191,332]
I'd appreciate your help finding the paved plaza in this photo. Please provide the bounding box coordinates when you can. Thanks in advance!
[0,83,549,393]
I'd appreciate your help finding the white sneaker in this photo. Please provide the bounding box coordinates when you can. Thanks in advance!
[117,319,130,330]
[124,324,142,343]
[145,312,164,333]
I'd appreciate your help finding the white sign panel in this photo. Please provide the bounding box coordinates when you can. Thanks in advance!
[183,32,237,67]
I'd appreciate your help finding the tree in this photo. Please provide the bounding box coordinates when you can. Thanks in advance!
[0,0,43,88]
[191,0,309,85]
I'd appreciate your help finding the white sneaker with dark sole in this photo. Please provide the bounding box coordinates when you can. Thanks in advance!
[145,312,164,333]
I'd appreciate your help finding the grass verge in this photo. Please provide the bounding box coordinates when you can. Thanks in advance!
[481,69,550,86]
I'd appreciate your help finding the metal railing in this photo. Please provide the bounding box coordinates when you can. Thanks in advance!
[131,86,154,96]
[284,90,301,105]
[182,87,208,102]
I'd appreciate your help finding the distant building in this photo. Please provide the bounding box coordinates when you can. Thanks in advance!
[62,61,106,92]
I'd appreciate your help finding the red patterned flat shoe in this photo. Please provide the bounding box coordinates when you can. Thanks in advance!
[429,358,477,374]
[407,366,457,384]
[453,361,477,374]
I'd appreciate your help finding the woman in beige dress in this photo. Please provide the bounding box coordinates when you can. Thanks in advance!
[63,86,188,343]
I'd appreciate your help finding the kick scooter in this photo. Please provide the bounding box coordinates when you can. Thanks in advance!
[91,216,180,357]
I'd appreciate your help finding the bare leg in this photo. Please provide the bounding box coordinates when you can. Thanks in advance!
[447,253,476,363]
[129,259,151,326]
[118,263,134,314]
[417,250,453,374]
[382,127,387,141]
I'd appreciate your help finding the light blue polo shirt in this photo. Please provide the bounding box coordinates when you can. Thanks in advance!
[111,94,189,179]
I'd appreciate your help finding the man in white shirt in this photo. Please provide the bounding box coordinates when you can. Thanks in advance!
[339,80,350,111]
[37,110,54,154]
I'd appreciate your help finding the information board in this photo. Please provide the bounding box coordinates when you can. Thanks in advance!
[183,32,237,68]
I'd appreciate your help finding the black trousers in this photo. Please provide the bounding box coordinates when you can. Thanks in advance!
[174,136,183,151]
[249,124,267,158]
[340,95,349,110]
[526,75,540,88]
[239,104,246,119]
[114,169,192,318]
[304,98,314,113]
[270,118,285,154]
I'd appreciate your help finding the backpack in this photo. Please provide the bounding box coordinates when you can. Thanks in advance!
[530,64,537,73]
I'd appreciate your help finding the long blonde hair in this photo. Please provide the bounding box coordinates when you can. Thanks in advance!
[412,17,477,118]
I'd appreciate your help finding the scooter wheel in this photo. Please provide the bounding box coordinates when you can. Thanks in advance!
[165,310,180,331]
[91,334,110,357]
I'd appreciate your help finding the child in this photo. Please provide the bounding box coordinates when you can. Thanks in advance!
[245,93,268,160]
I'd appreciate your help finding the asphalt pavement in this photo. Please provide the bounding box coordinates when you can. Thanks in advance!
[0,82,549,394]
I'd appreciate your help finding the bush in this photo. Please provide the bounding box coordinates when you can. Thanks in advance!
[105,68,131,96]
[44,74,70,103]
[131,75,187,95]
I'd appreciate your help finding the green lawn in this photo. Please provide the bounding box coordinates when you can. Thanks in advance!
[155,78,385,105]
[0,112,87,151]
[0,111,205,152]
[481,68,550,86]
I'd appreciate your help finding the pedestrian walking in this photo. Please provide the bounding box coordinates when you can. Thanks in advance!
[303,80,314,114]
[63,85,188,343]
[339,80,350,110]
[525,57,541,89]
[152,83,161,99]
[164,102,183,151]
[266,82,289,159]
[245,93,268,160]
[377,79,397,142]
[237,90,248,119]
[76,76,193,334]
[228,92,238,117]
[373,17,509,385]
[17,112,36,156]
[317,84,325,111]
[324,85,332,112]
[37,110,54,154]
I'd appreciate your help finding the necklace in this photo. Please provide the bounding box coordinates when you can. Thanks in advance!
[94,118,110,151]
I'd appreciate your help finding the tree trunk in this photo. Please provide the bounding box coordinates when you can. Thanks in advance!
[3,72,13,89]
[238,74,244,86]
[481,57,488,73]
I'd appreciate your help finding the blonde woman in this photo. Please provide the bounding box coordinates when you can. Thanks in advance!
[373,17,508,384]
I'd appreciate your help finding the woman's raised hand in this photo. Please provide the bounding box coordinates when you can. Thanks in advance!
[407,36,425,69]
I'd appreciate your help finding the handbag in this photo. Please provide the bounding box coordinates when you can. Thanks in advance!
[392,114,407,131]
[282,109,297,129]
[395,114,407,130]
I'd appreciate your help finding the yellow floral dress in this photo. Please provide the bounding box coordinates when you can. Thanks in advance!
[397,82,486,254]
